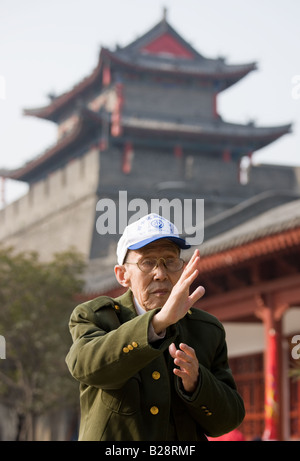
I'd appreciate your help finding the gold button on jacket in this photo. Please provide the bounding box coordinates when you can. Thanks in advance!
[150,406,159,415]
[152,371,160,380]
[66,289,245,441]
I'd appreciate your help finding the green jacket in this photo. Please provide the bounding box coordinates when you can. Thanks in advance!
[66,289,245,441]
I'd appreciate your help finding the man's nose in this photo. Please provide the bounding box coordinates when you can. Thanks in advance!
[153,260,168,279]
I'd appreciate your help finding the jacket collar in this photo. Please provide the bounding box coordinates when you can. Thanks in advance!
[114,289,137,322]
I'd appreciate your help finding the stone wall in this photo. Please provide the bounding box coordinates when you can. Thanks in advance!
[88,145,300,259]
[99,145,300,206]
[1,141,299,262]
[0,148,100,260]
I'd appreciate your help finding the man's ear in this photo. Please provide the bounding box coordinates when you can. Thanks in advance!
[114,265,131,288]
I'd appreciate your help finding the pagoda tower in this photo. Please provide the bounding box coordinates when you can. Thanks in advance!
[0,14,297,271]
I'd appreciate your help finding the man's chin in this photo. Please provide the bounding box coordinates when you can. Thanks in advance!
[146,293,169,310]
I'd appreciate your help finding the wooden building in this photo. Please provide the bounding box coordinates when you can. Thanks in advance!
[0,13,296,262]
[194,199,300,440]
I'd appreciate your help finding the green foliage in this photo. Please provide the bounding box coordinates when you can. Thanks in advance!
[0,246,86,438]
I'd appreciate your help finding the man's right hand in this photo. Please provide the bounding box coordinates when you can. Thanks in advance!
[152,249,205,334]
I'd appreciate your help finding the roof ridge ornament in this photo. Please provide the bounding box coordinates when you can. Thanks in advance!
[162,6,168,22]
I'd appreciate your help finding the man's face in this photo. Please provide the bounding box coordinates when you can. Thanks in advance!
[119,240,184,311]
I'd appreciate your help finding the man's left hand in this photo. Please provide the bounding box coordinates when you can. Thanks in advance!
[169,342,199,393]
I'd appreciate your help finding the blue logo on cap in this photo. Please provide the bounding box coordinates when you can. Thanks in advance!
[151,218,164,229]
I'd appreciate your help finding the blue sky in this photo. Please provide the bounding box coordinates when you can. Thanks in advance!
[1,0,299,205]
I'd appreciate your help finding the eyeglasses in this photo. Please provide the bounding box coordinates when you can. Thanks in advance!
[125,257,185,273]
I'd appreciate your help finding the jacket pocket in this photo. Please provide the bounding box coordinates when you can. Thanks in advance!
[101,375,141,415]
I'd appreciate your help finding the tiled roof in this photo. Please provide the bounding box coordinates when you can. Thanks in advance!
[23,18,256,122]
[1,109,103,182]
[199,198,300,257]
[121,115,291,142]
[111,18,256,81]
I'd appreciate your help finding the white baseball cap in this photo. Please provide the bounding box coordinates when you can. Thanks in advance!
[116,213,190,265]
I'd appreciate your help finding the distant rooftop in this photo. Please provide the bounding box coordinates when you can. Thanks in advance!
[23,15,257,122]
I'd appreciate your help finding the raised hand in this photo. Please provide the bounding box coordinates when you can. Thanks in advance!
[152,249,205,334]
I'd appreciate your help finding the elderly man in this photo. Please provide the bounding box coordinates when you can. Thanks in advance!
[66,213,245,441]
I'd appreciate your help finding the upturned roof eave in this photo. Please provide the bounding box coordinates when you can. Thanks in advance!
[7,109,103,182]
[23,45,256,123]
[6,118,291,183]
[119,117,292,143]
[102,47,256,81]
[23,51,104,122]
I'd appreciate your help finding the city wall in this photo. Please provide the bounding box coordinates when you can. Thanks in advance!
[0,148,100,260]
